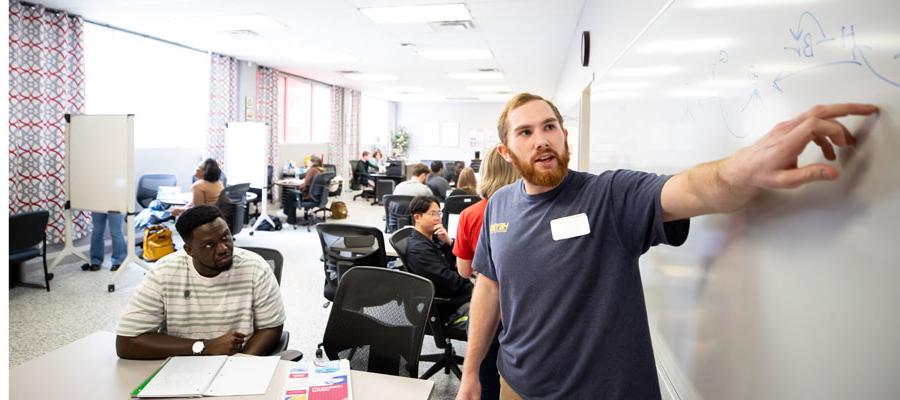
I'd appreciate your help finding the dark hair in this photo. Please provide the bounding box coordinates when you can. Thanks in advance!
[175,205,224,242]
[202,158,222,182]
[309,154,323,167]
[411,163,430,177]
[362,151,370,157]
[430,161,444,174]
[409,195,439,217]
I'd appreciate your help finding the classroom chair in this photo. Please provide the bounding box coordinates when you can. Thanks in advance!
[315,223,388,306]
[383,195,414,234]
[239,246,301,361]
[350,160,376,202]
[318,266,434,377]
[388,227,467,380]
[297,172,335,232]
[9,210,51,291]
[442,195,481,229]
[216,183,250,237]
[136,173,177,209]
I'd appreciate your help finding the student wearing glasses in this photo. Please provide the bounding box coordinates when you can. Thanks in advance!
[406,195,473,320]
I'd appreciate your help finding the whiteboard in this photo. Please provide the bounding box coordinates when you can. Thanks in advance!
[588,1,900,399]
[66,114,135,214]
[224,122,268,188]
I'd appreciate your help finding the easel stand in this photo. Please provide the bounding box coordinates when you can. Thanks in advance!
[107,213,148,292]
[248,188,274,236]
[48,207,90,279]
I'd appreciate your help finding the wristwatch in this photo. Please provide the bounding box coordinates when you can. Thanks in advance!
[192,340,205,355]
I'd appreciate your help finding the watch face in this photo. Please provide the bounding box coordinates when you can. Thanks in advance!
[192,340,204,354]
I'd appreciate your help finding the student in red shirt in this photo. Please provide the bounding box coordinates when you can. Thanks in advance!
[451,146,521,399]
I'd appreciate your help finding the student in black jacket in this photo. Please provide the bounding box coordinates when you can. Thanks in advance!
[406,195,473,318]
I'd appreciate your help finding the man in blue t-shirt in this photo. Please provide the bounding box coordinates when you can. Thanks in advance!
[455,93,877,399]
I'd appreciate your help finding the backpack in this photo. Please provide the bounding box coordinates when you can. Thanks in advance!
[330,201,348,219]
[255,215,283,231]
[143,224,175,261]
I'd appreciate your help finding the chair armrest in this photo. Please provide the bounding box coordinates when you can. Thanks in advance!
[280,350,303,361]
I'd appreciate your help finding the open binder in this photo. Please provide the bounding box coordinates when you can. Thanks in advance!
[132,355,279,398]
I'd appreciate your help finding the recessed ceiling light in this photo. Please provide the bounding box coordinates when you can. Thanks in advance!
[293,53,358,64]
[343,73,399,82]
[466,85,511,93]
[360,4,471,24]
[176,14,286,32]
[448,71,504,80]
[383,86,425,93]
[418,49,493,61]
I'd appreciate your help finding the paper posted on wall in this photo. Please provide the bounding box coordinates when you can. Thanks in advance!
[281,359,353,400]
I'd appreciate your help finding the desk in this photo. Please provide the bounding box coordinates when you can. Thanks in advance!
[159,191,258,206]
[10,331,434,400]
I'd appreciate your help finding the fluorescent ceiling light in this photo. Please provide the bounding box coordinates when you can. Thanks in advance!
[466,85,511,93]
[608,66,681,77]
[293,53,357,64]
[418,49,493,61]
[344,73,399,82]
[694,0,813,9]
[360,4,471,24]
[638,38,735,54]
[478,94,514,102]
[591,81,653,92]
[176,14,286,31]
[383,86,425,93]
[448,71,504,80]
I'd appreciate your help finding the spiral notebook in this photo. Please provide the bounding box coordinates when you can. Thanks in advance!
[132,355,280,398]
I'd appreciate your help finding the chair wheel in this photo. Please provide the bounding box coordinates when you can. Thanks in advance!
[47,273,54,280]
[81,263,90,271]
[249,231,254,236]
[108,284,115,292]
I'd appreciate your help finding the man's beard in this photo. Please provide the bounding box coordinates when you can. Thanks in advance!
[507,141,570,188]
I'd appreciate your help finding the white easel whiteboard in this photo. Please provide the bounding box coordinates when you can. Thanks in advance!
[224,122,268,188]
[66,114,135,214]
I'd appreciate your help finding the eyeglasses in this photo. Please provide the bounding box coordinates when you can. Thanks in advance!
[424,211,443,217]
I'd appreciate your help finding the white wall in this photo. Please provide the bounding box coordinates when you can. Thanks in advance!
[278,143,330,170]
[553,0,670,113]
[397,102,502,163]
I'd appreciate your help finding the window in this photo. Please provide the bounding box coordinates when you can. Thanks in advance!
[360,94,391,150]
[84,24,209,149]
[278,75,332,144]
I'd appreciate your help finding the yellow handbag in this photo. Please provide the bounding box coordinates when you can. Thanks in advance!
[143,224,175,261]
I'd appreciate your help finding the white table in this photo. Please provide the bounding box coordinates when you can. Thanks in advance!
[10,331,434,400]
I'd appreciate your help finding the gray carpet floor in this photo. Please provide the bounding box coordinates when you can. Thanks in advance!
[9,190,463,400]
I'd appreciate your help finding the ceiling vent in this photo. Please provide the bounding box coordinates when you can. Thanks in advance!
[428,20,475,32]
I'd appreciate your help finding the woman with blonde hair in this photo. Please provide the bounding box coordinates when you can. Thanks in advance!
[450,146,520,400]
[448,167,478,197]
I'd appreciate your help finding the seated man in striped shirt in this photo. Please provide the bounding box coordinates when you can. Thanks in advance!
[116,205,286,359]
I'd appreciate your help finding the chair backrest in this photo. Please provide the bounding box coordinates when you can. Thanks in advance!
[323,163,337,175]
[321,266,434,378]
[137,174,177,208]
[382,194,414,233]
[239,247,283,285]
[306,172,335,209]
[442,194,481,229]
[9,210,50,251]
[216,183,250,236]
[316,223,387,301]
[388,226,416,272]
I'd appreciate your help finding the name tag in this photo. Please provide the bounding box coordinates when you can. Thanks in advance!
[550,213,591,241]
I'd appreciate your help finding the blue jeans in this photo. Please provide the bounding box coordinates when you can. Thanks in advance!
[90,212,126,265]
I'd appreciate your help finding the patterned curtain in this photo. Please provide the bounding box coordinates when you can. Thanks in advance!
[346,89,362,175]
[327,86,345,177]
[9,2,88,243]
[255,66,278,173]
[208,53,239,165]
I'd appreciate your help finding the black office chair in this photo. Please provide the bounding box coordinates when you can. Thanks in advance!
[239,246,302,361]
[323,163,337,175]
[216,183,250,237]
[9,210,51,291]
[316,223,388,305]
[136,173,177,209]
[383,195,414,234]
[319,266,434,378]
[388,227,467,380]
[442,195,481,229]
[297,172,335,232]
[351,160,376,202]
[374,179,396,205]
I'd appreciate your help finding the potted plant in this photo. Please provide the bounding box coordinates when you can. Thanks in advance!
[391,127,410,159]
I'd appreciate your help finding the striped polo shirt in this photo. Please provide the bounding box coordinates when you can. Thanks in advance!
[117,248,286,339]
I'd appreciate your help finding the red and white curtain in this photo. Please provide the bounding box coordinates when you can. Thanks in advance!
[208,53,239,165]
[255,66,279,174]
[327,87,345,177]
[9,2,88,243]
